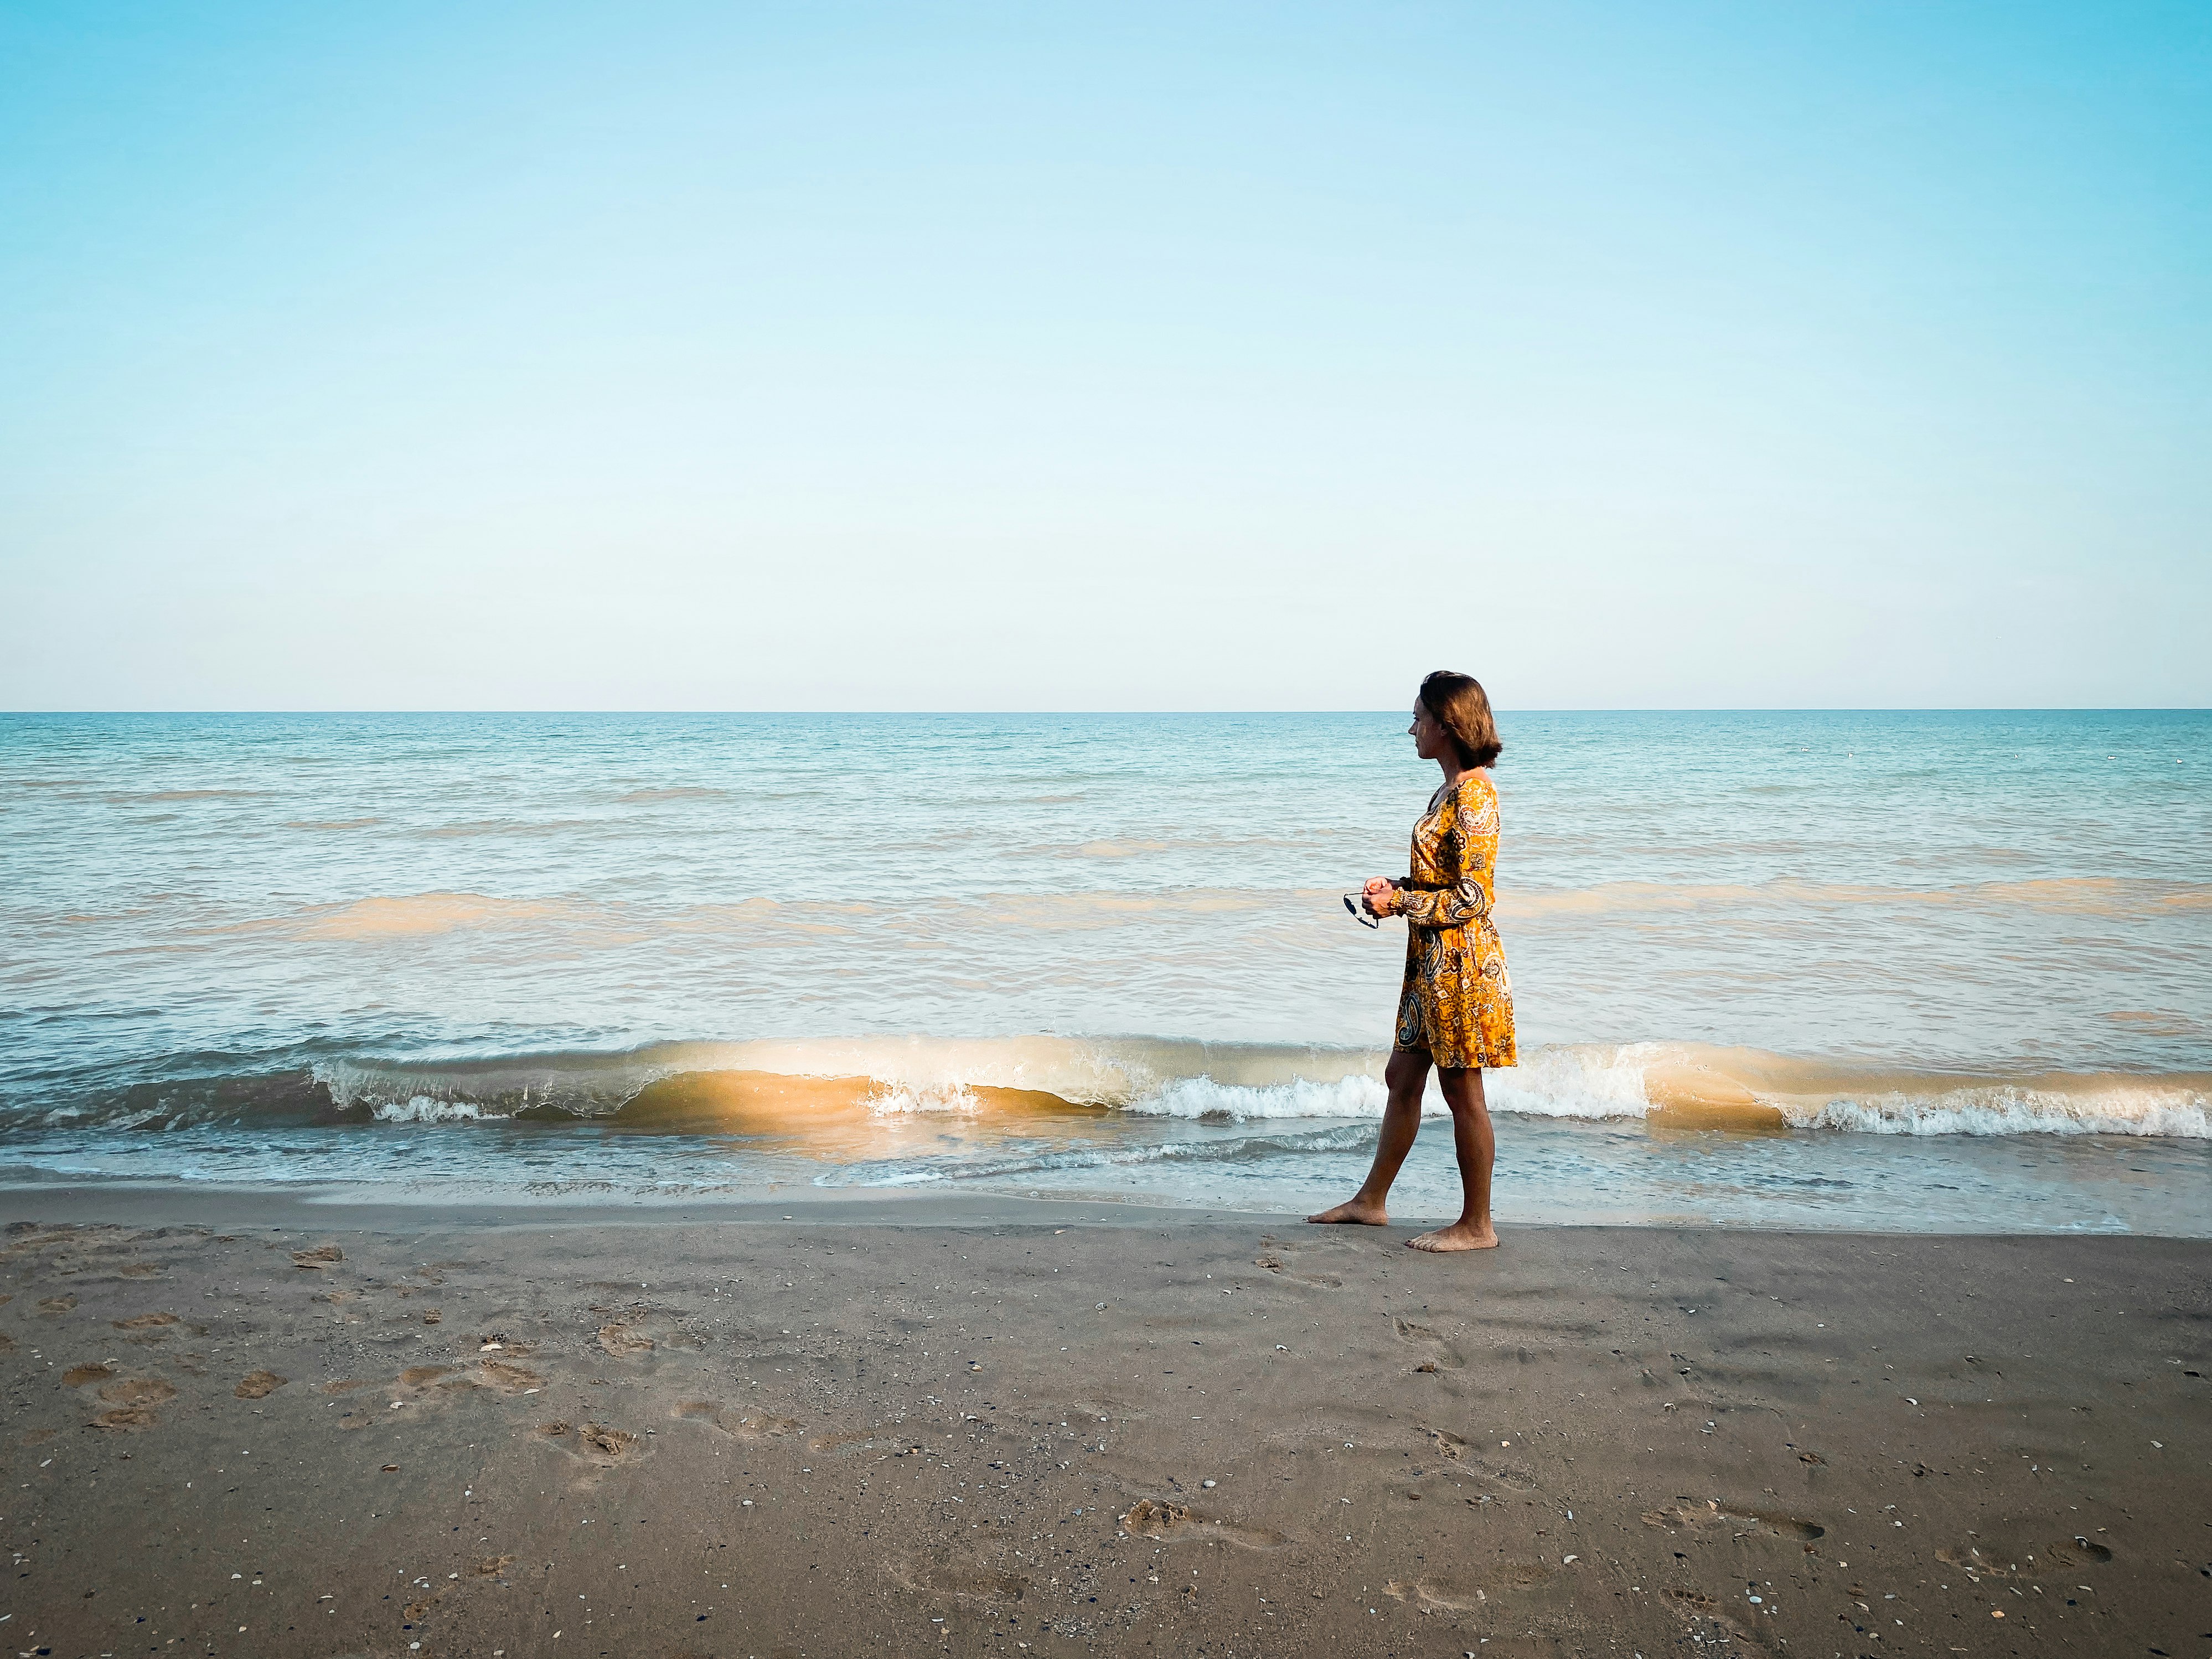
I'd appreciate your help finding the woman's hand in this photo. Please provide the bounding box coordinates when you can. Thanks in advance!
[1361,877,1398,918]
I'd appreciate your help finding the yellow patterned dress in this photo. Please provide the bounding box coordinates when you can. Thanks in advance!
[1393,771,1517,1070]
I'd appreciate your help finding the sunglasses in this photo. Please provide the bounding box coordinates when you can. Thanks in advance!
[1342,892,1379,929]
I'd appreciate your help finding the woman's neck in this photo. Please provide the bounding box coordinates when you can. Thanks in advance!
[1436,757,1475,790]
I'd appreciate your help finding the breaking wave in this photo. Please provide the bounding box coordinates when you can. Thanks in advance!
[4,1035,2204,1140]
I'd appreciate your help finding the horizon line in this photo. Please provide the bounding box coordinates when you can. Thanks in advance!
[4,706,2208,719]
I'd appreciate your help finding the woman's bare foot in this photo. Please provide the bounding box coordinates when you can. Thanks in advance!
[1306,1198,1389,1226]
[1406,1222,1498,1252]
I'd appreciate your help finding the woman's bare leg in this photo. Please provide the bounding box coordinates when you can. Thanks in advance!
[1306,1048,1431,1225]
[1407,1067,1498,1252]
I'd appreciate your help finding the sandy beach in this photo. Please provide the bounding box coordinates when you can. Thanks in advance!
[1,1192,2205,1658]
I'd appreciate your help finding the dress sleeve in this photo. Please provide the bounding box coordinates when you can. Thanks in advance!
[1396,788,1492,929]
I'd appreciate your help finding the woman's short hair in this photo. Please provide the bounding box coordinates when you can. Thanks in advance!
[1418,670,1503,769]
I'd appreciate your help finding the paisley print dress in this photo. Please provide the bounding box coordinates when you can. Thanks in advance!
[1392,771,1517,1069]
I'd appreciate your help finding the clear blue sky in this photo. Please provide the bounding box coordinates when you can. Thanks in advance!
[3,2,2205,710]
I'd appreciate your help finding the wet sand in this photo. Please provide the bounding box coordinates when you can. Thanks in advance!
[1,1192,2205,1658]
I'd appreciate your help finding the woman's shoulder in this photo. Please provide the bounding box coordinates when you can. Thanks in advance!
[1424,771,1497,821]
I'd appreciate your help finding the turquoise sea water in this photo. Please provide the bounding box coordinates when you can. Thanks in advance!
[2,710,2206,1230]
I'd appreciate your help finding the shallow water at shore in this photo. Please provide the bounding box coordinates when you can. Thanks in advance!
[4,1106,2204,1237]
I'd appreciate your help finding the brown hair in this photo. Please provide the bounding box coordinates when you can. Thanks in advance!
[1418,670,1502,769]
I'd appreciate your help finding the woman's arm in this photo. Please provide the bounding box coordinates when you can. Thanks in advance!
[1396,797,1492,929]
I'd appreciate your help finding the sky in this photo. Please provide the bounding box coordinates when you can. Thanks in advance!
[1,2,2206,711]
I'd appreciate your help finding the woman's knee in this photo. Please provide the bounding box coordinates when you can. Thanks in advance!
[1436,1066,1489,1113]
[1384,1048,1431,1094]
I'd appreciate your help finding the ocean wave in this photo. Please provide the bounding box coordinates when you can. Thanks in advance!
[1791,1084,2212,1138]
[1634,1046,2212,1138]
[3,1033,2203,1140]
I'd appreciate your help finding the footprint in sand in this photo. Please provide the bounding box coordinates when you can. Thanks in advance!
[597,1324,654,1357]
[1119,1498,1288,1551]
[1252,1238,1347,1289]
[89,1376,177,1431]
[234,1370,287,1399]
[1252,1253,1343,1290]
[91,1406,161,1431]
[578,1423,639,1464]
[2044,1536,2114,1567]
[1120,1497,1187,1537]
[538,1421,643,1465]
[892,1560,1030,1606]
[1393,1316,1462,1373]
[111,1312,180,1334]
[37,1295,76,1315]
[1451,1460,1539,1504]
[1423,1427,1468,1459]
[1383,1567,1546,1611]
[1641,1500,1823,1542]
[64,1363,115,1387]
[1386,1576,1482,1612]
[292,1245,344,1269]
[98,1377,176,1407]
[673,1400,800,1440]
[477,1360,543,1393]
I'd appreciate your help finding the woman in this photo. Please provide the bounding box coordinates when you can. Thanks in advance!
[1310,670,1517,1251]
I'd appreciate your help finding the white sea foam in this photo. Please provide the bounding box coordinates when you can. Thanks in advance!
[1122,1074,1391,1120]
[372,1094,494,1124]
[1484,1046,1656,1121]
[1786,1086,2211,1139]
[866,1083,984,1115]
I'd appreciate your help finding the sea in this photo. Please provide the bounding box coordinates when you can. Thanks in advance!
[2,710,2206,1233]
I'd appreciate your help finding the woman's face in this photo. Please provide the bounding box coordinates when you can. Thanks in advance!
[1409,701,1447,761]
